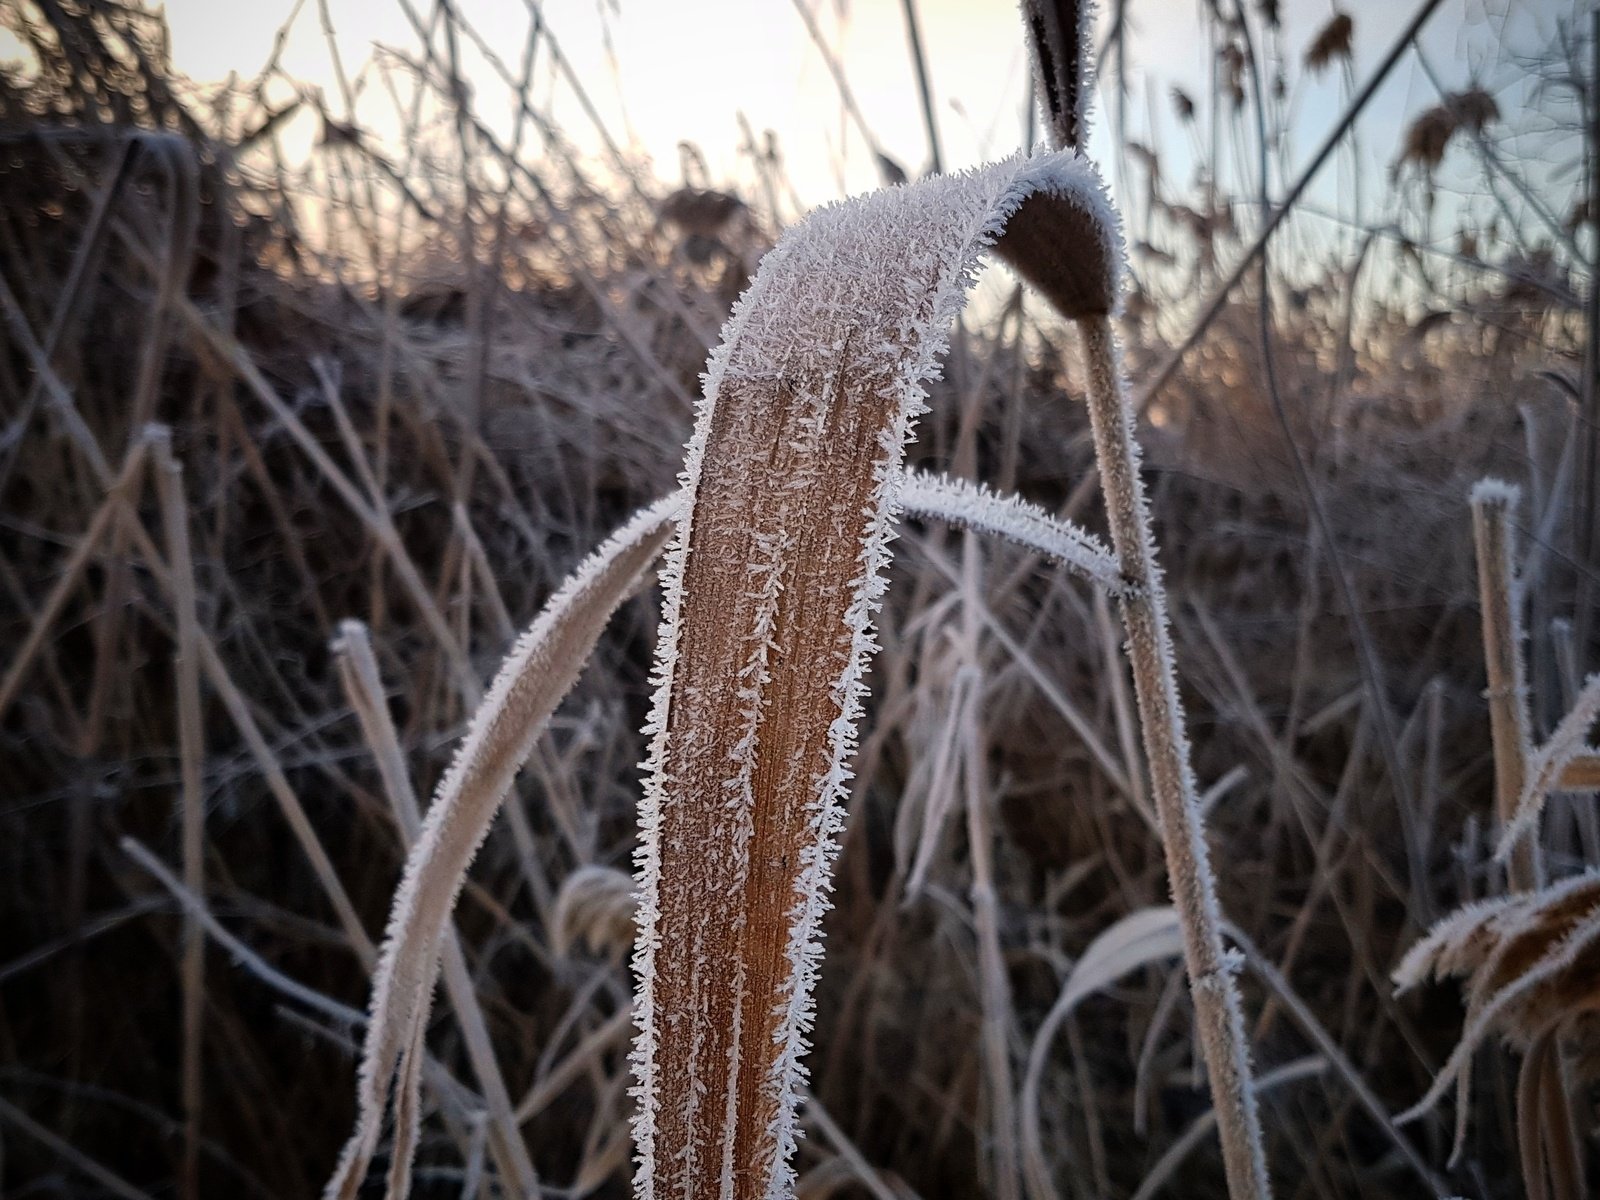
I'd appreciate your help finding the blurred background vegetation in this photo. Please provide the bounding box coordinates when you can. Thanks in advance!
[1,1,1596,1197]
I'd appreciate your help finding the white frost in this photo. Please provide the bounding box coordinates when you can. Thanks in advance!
[326,491,680,1200]
[1498,673,1600,863]
[628,148,1124,1200]
[895,469,1125,592]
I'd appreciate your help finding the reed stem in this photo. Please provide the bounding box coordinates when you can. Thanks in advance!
[1077,315,1271,1200]
[1471,483,1542,892]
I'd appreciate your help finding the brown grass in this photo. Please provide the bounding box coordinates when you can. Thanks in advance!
[0,2,1594,1199]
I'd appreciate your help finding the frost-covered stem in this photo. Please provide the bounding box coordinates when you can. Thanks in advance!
[1077,317,1271,1200]
[1470,482,1541,892]
[326,495,678,1200]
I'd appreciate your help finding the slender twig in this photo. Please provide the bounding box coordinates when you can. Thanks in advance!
[0,429,154,722]
[153,436,206,1200]
[1578,9,1600,656]
[899,0,943,175]
[1078,318,1271,1199]
[1236,0,1428,918]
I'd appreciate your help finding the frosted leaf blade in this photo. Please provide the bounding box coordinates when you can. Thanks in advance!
[896,470,1124,591]
[326,492,679,1200]
[1498,673,1600,864]
[630,149,1123,1200]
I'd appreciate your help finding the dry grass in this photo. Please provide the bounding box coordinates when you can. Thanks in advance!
[1,2,1597,1199]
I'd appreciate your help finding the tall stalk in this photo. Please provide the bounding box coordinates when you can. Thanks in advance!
[1077,319,1271,1199]
[1472,482,1541,892]
[1023,4,1271,1192]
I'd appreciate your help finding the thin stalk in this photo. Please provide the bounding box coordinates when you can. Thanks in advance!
[154,439,205,1200]
[332,623,541,1199]
[1236,0,1428,919]
[1077,317,1271,1199]
[899,0,943,175]
[960,536,1019,1200]
[788,0,899,180]
[1579,8,1600,656]
[1471,484,1541,892]
[0,430,152,723]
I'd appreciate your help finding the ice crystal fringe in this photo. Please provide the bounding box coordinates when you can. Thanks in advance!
[629,148,1120,1200]
[896,470,1125,592]
[1469,476,1523,509]
[325,492,680,1200]
[1498,674,1600,862]
[1393,870,1600,1157]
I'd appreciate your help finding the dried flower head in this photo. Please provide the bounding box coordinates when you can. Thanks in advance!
[1395,872,1600,1153]
[1448,86,1499,135]
[1395,105,1459,178]
[1305,12,1354,74]
[554,864,639,959]
[659,187,748,238]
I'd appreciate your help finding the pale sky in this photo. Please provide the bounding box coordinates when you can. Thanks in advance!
[3,0,1584,289]
[96,0,1577,212]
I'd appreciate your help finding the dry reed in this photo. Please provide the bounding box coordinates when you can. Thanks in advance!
[2,3,1592,1199]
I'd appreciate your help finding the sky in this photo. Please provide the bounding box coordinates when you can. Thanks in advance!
[3,0,1586,291]
[48,0,1571,202]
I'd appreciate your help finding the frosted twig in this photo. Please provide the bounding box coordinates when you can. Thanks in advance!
[1130,1059,1327,1200]
[1500,674,1600,863]
[1076,318,1271,1199]
[895,469,1124,593]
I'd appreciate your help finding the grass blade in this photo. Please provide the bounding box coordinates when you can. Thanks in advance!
[327,493,679,1199]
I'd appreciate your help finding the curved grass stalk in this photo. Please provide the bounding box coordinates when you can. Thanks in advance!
[331,621,540,1199]
[895,470,1124,592]
[326,492,680,1200]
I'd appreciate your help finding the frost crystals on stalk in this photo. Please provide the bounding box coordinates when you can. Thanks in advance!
[629,149,1120,1200]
